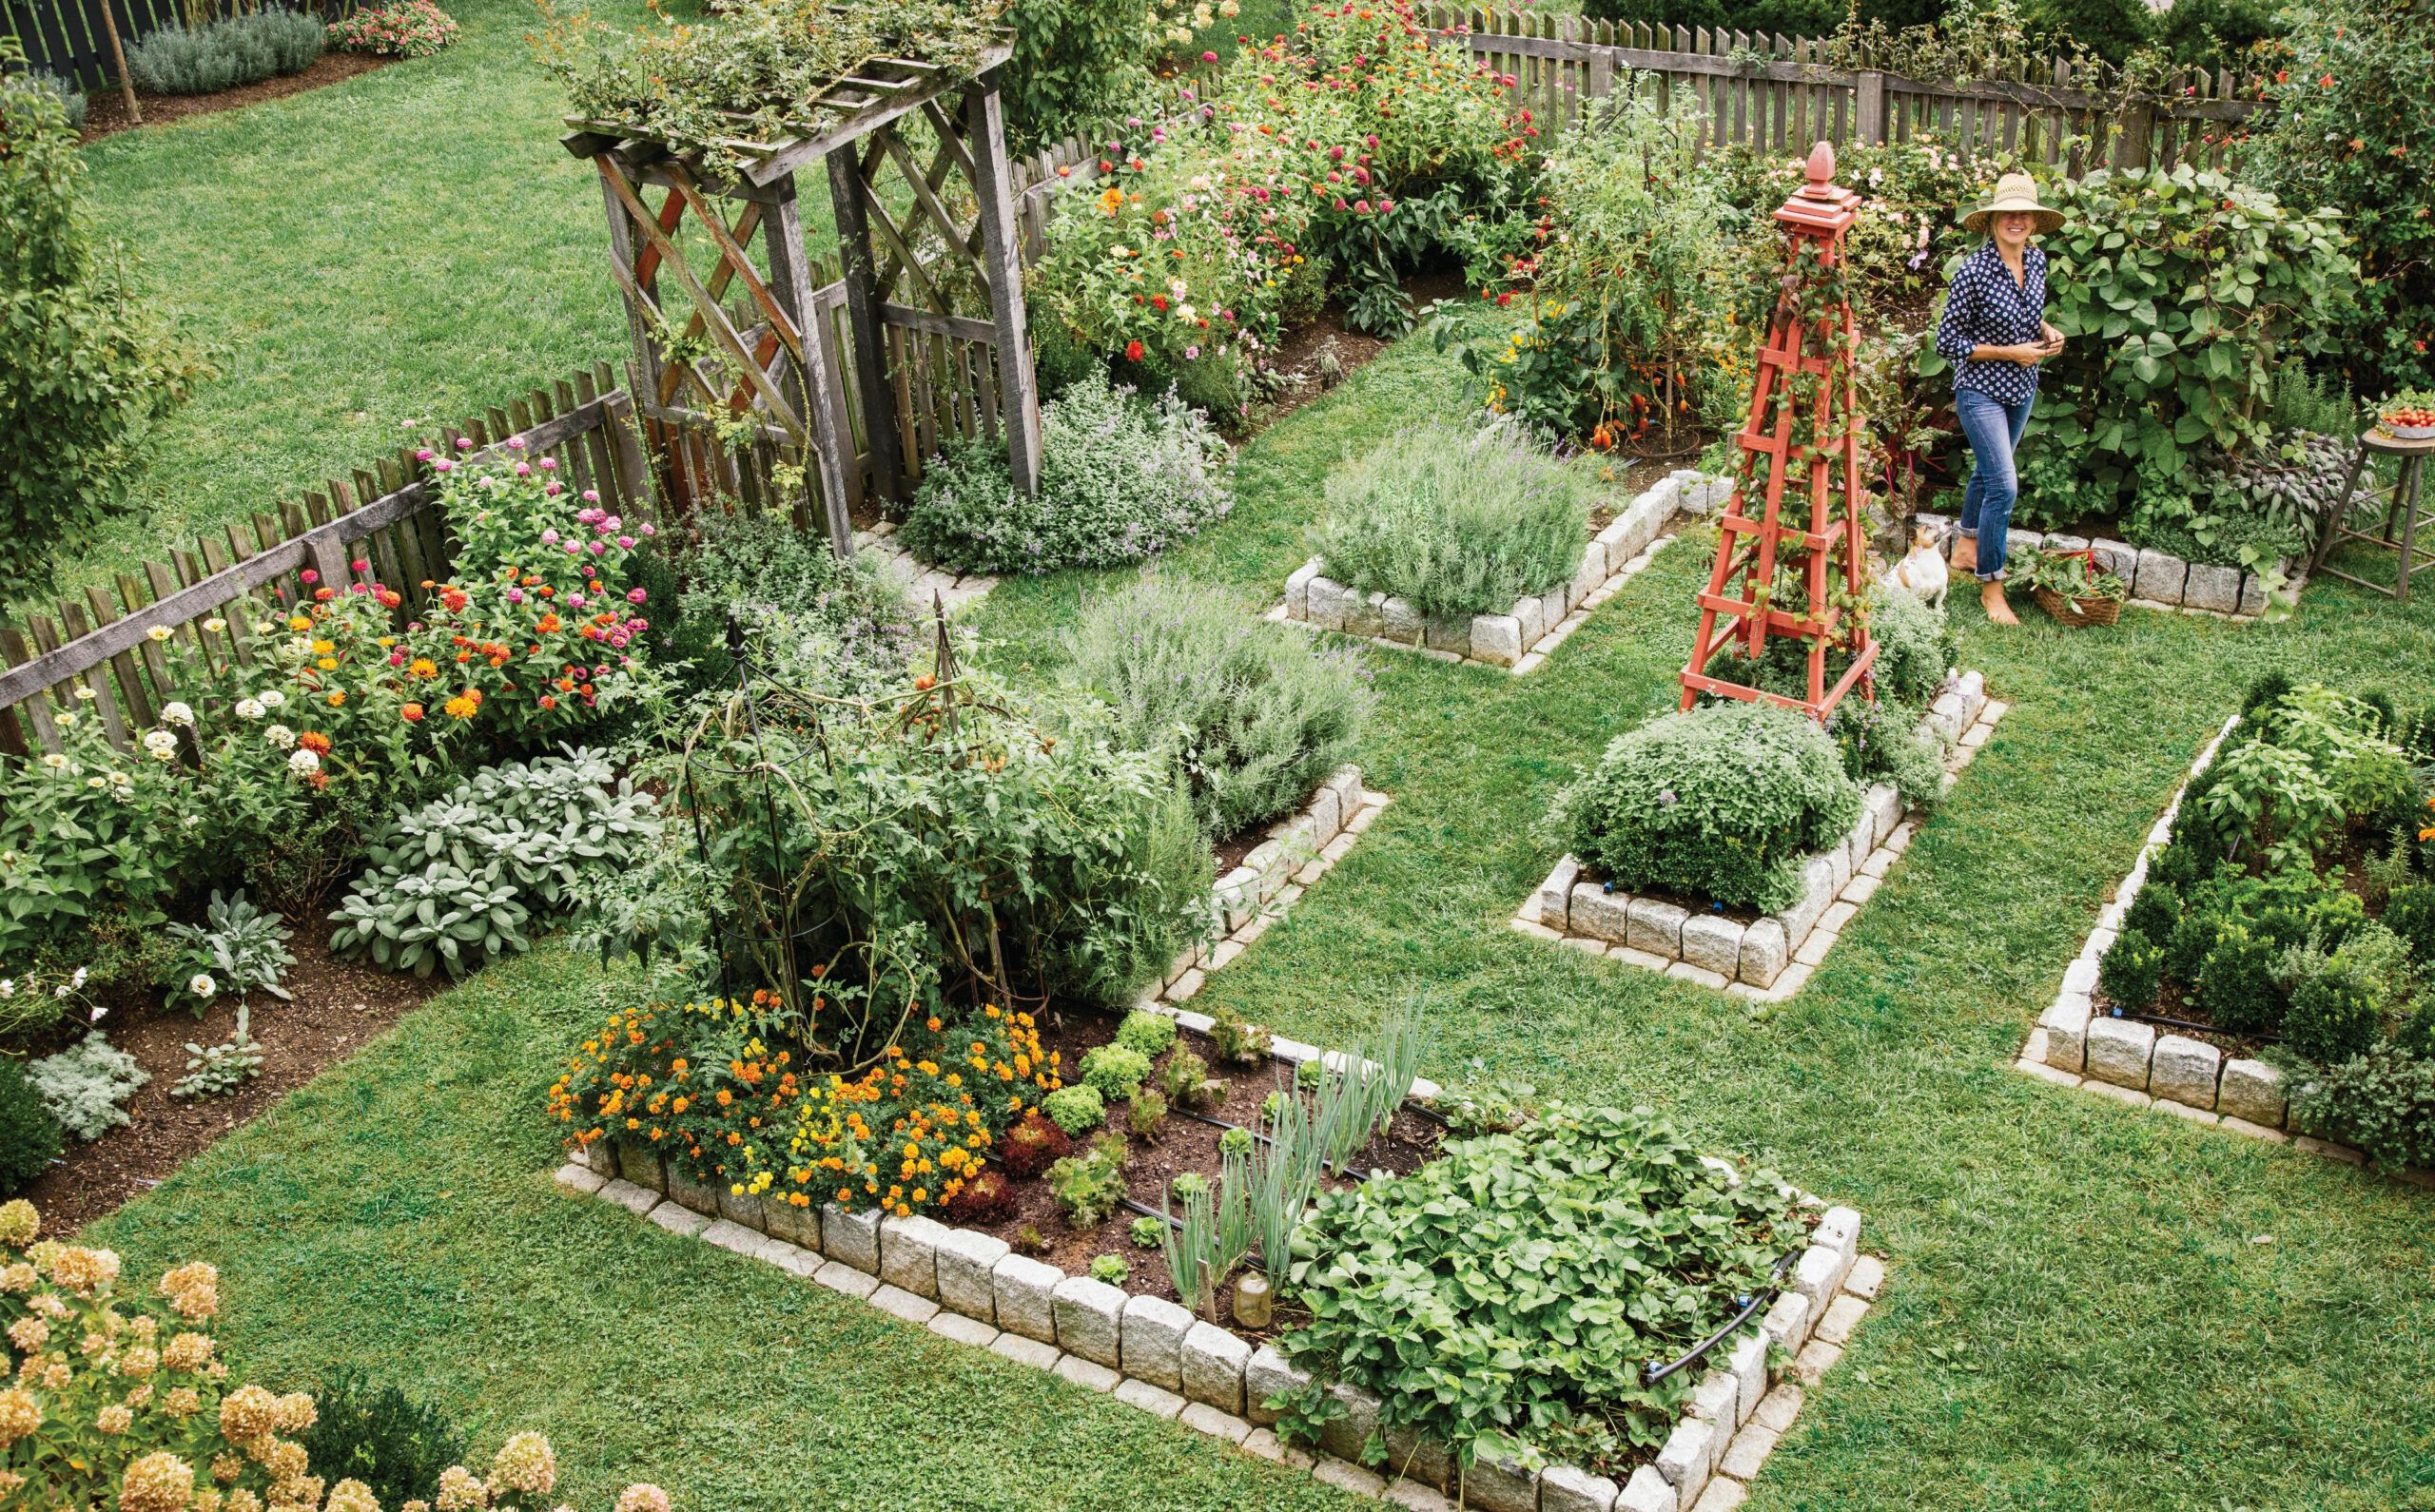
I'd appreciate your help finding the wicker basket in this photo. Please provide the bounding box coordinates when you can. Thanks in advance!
[2033,585,2123,628]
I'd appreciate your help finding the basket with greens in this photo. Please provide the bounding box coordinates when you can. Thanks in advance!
[2019,548,2128,628]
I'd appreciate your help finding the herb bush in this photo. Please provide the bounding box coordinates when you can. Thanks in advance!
[1314,417,1589,619]
[1063,577,1371,839]
[34,69,85,130]
[899,373,1232,574]
[28,1033,147,1141]
[127,8,324,95]
[1281,1103,1806,1475]
[0,44,205,600]
[641,506,917,697]
[329,748,660,978]
[1552,701,1862,913]
[1694,585,1954,808]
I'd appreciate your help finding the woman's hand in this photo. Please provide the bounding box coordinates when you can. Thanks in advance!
[1973,342,2046,365]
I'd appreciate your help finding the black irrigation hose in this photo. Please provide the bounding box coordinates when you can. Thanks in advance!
[1175,1106,1276,1147]
[2107,1006,2278,1043]
[1120,1195,1179,1229]
[1642,1250,1801,1386]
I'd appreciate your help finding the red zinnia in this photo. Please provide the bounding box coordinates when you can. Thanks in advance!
[1124,339,1145,361]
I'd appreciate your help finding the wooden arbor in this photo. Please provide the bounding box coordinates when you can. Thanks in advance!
[563,42,1042,557]
[1680,141,1876,721]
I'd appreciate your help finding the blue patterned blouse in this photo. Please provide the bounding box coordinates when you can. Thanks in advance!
[1935,242,2048,405]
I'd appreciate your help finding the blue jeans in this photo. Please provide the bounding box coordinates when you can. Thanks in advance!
[1955,386,2033,582]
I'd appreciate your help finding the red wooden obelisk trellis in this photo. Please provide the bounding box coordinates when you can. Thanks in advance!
[1681,141,1875,721]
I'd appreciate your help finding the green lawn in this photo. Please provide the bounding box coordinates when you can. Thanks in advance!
[70,0,643,597]
[89,334,2435,1510]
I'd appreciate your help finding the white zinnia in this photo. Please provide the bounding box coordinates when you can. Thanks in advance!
[40,754,68,771]
[264,725,296,748]
[142,730,177,755]
[235,699,266,720]
[188,973,217,999]
[287,748,321,776]
[259,689,285,708]
[162,701,194,726]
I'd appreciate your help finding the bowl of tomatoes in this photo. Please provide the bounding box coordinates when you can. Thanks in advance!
[2379,391,2435,440]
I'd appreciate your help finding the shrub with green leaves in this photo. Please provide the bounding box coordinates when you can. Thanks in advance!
[1866,586,1958,708]
[1002,0,1153,147]
[1282,1103,1805,1475]
[1554,701,1862,913]
[1313,417,1589,618]
[127,9,323,95]
[644,507,917,698]
[2288,1040,2435,1174]
[302,1369,469,1510]
[2387,884,2435,965]
[1064,577,1372,839]
[2097,927,2164,1010]
[901,372,1232,574]
[0,41,206,602]
[329,748,659,978]
[2284,953,2384,1065]
[28,1035,147,1142]
[0,1057,64,1194]
[159,890,294,1016]
[2195,926,2286,1036]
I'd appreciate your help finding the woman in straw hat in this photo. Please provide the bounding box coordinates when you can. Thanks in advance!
[1934,172,2066,626]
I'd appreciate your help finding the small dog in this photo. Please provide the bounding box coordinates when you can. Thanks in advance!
[1885,522,1950,611]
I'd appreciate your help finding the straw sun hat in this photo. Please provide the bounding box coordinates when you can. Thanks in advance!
[1961,173,2064,236]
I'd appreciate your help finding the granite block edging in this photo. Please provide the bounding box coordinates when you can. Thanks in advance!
[849,519,997,615]
[1511,675,2003,1001]
[555,1087,1880,1506]
[2009,714,2435,1186]
[1273,471,1732,673]
[1916,514,2300,622]
[1147,766,1391,1011]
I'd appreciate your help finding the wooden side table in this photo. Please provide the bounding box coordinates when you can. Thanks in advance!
[2309,430,2435,602]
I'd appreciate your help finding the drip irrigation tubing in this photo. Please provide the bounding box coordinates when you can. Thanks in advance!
[2107,1006,2274,1043]
[1642,1250,1799,1386]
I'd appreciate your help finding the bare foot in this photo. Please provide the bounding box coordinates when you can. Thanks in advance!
[1981,580,2018,626]
[1951,534,1977,574]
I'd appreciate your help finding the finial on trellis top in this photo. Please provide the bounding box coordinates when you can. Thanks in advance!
[1780,140,1860,234]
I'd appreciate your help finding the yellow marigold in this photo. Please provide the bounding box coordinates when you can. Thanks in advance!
[0,1200,36,1249]
[326,1481,383,1512]
[164,1331,214,1371]
[0,1388,39,1445]
[435,1464,490,1510]
[615,1485,672,1512]
[120,1451,197,1512]
[488,1430,556,1495]
[219,1384,281,1444]
[273,1391,316,1434]
[98,1402,134,1434]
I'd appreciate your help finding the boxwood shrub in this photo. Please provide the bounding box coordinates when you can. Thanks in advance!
[1552,701,1861,913]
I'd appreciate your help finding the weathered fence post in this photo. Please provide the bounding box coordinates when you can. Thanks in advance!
[1856,70,1886,145]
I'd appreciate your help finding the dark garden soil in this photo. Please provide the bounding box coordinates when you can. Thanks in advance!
[962,1007,1440,1333]
[79,51,395,142]
[23,934,438,1235]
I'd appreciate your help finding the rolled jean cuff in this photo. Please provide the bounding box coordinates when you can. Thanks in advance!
[1976,569,2005,583]
[1958,527,1978,538]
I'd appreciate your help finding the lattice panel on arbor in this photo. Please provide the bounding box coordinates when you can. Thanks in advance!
[1680,141,1876,722]
[566,40,1040,556]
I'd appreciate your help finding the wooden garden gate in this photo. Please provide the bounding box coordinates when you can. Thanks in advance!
[563,41,1042,557]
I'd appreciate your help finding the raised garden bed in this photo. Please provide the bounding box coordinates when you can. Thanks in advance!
[1515,676,2003,999]
[558,1023,1882,1511]
[1273,472,1733,673]
[1149,766,1388,1010]
[2016,711,2435,1184]
[1918,513,2300,622]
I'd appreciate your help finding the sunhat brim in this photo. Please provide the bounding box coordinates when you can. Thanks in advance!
[1963,203,2065,236]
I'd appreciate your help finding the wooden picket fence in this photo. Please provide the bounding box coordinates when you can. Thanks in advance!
[1432,7,2259,171]
[0,364,646,757]
[4,0,353,95]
